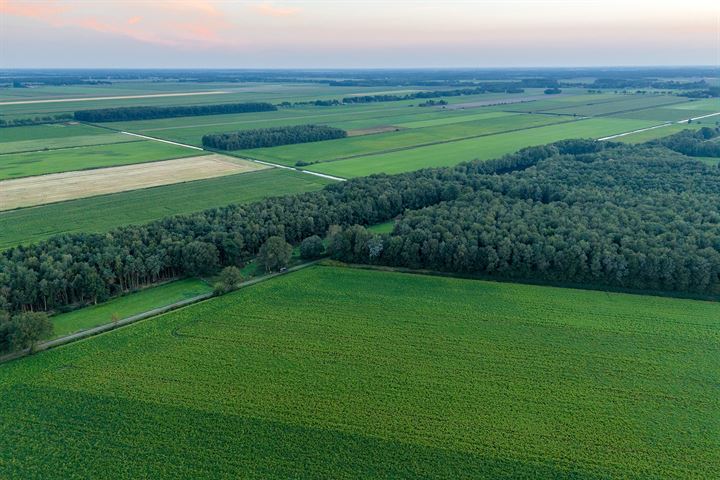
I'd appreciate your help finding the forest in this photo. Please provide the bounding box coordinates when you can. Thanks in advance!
[649,127,720,157]
[73,102,277,122]
[329,145,720,294]
[202,124,347,150]
[1,135,718,322]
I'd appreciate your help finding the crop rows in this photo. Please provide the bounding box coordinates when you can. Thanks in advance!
[0,266,717,479]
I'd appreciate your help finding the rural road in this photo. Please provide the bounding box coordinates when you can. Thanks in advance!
[0,260,320,364]
[120,131,348,182]
[599,111,720,141]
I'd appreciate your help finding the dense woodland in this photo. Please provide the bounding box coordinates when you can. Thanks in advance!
[0,113,73,128]
[1,135,719,322]
[202,124,347,150]
[73,102,276,122]
[329,145,720,294]
[649,127,720,157]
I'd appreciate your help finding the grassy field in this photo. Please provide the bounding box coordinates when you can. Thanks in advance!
[0,265,717,478]
[0,140,199,180]
[0,132,141,155]
[51,279,212,338]
[0,154,265,211]
[0,169,332,249]
[306,117,659,177]
[240,113,566,166]
[0,122,108,142]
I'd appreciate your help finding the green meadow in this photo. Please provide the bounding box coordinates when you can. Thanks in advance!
[307,117,659,177]
[0,168,333,249]
[0,140,199,180]
[1,266,717,479]
[50,278,212,338]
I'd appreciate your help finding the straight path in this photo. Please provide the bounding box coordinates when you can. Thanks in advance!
[120,131,347,182]
[0,261,319,364]
[598,111,720,141]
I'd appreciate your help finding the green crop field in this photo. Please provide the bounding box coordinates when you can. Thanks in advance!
[0,266,717,478]
[240,113,566,166]
[50,278,212,338]
[0,140,201,180]
[306,117,659,177]
[540,95,687,116]
[0,123,108,142]
[613,123,705,143]
[0,169,333,249]
[0,132,141,154]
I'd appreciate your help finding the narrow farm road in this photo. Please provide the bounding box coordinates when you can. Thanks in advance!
[0,260,321,364]
[598,111,720,141]
[119,131,347,182]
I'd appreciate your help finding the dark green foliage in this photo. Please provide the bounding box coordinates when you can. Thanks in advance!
[341,85,524,104]
[329,145,720,294]
[648,127,720,157]
[258,237,292,272]
[544,88,562,94]
[73,102,276,122]
[202,124,347,150]
[0,311,52,354]
[2,138,716,316]
[214,266,244,294]
[299,235,324,259]
[0,114,73,128]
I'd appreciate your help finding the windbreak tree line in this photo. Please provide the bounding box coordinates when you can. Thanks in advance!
[648,127,720,158]
[73,102,277,122]
[2,135,718,321]
[328,144,720,295]
[202,124,347,150]
[0,142,560,316]
[341,85,524,104]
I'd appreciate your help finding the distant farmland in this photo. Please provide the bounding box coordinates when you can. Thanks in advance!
[1,266,717,479]
[0,140,199,180]
[0,154,264,210]
[0,169,333,249]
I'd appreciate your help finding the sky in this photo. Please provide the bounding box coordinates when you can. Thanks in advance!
[0,0,718,68]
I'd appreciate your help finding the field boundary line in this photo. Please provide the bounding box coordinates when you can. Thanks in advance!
[0,90,230,106]
[598,122,671,141]
[120,131,205,150]
[678,111,720,123]
[0,261,320,365]
[290,117,586,165]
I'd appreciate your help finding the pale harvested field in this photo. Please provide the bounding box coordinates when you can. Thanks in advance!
[0,154,267,211]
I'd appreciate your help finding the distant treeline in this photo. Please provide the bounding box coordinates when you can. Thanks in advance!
[341,85,524,104]
[202,124,347,150]
[0,113,73,128]
[649,127,720,157]
[73,102,276,122]
[589,78,714,91]
[3,136,718,322]
[678,87,720,98]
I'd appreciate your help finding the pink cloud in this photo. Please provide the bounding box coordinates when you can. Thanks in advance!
[250,2,300,17]
[0,0,69,18]
[127,16,142,25]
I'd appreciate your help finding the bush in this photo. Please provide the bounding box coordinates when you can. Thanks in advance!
[214,266,244,294]
[300,235,325,259]
[258,237,293,272]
